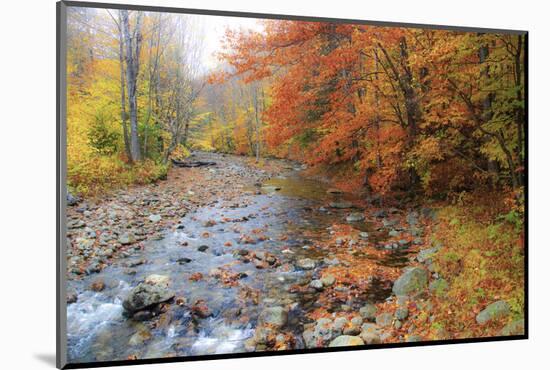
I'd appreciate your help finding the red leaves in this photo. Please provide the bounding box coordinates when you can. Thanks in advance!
[217,21,524,195]
[238,234,256,244]
[191,299,211,318]
[203,219,217,227]
[188,272,204,282]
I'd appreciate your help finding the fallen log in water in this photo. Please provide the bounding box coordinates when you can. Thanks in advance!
[171,159,217,168]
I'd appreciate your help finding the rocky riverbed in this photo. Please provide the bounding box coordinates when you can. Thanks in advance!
[65,152,521,363]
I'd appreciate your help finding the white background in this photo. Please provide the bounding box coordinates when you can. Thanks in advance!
[0,0,546,368]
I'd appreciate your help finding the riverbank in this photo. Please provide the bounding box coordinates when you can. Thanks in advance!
[65,152,524,362]
[66,152,293,279]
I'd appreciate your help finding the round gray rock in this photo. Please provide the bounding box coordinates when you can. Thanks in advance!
[296,258,316,270]
[359,304,378,320]
[476,300,511,325]
[122,283,175,315]
[346,212,365,222]
[392,267,429,296]
[259,306,288,328]
[329,201,353,209]
[328,335,364,347]
[375,312,393,327]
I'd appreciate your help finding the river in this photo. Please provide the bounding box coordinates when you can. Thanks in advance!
[66,153,414,362]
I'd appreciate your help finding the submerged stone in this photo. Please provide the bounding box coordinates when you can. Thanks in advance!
[329,201,353,209]
[259,306,288,328]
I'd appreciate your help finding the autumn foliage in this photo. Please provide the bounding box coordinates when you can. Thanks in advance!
[218,22,525,196]
[66,9,199,195]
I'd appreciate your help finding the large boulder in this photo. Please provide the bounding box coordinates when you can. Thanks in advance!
[476,300,511,325]
[392,267,429,296]
[328,335,364,347]
[122,283,175,315]
[259,306,288,328]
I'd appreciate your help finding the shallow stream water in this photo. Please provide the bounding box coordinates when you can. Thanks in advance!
[67,165,412,363]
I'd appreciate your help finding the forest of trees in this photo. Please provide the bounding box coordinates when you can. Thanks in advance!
[67,8,204,194]
[216,22,526,197]
[65,8,526,354]
[67,9,525,202]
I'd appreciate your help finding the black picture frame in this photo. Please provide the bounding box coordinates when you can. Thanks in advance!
[57,1,528,368]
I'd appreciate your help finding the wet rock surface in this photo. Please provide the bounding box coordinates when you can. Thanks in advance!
[122,282,175,316]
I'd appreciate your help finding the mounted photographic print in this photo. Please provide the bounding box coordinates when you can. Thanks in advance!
[57,1,527,368]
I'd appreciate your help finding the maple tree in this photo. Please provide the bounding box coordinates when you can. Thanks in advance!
[218,21,525,196]
[212,25,526,337]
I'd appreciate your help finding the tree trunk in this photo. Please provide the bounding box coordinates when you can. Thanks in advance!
[121,10,142,162]
[379,37,421,188]
[182,119,190,146]
[143,14,162,158]
[477,39,519,188]
[116,11,132,162]
[514,35,525,186]
[253,85,262,162]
